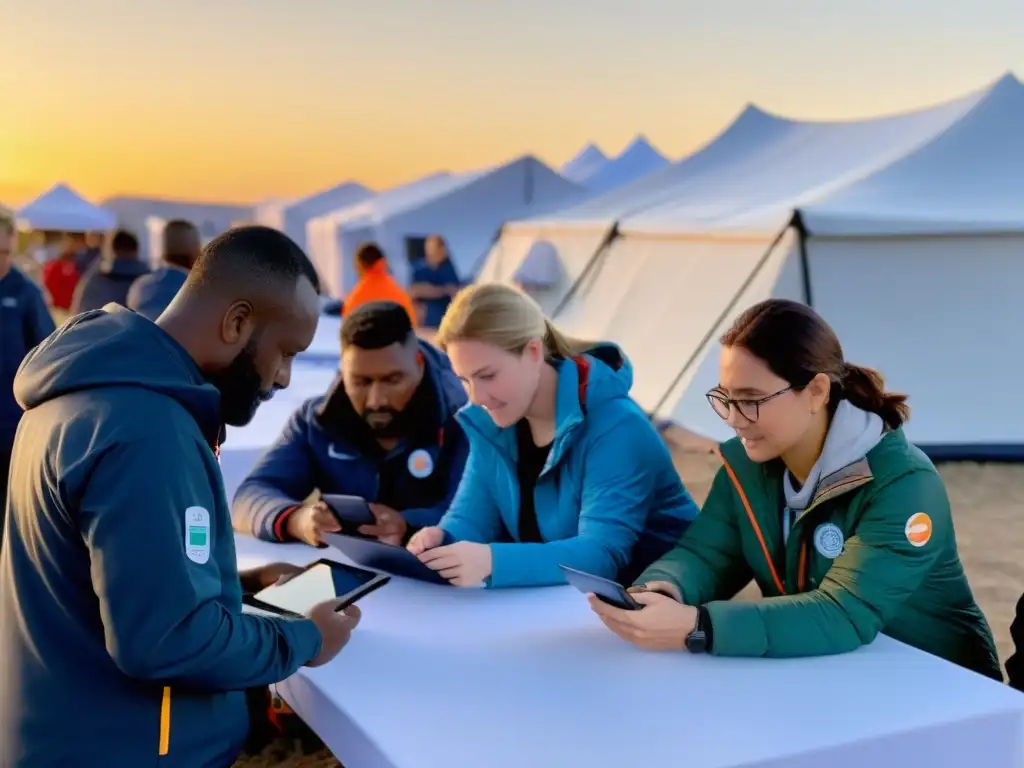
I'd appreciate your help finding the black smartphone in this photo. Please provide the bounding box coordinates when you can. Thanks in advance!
[320,494,375,528]
[559,564,643,610]
[242,558,389,618]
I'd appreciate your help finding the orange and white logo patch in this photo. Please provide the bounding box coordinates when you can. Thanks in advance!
[905,512,933,548]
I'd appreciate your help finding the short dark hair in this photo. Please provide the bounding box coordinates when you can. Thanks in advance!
[163,219,200,269]
[187,225,320,296]
[111,229,139,257]
[341,301,415,350]
[354,242,386,270]
[721,299,909,429]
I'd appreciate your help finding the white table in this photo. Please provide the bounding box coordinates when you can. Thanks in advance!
[234,534,1024,768]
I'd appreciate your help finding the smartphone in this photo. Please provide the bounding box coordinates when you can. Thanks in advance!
[320,494,376,530]
[242,558,389,619]
[559,564,643,610]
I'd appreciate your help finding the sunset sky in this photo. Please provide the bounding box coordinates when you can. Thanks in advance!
[2,0,1023,205]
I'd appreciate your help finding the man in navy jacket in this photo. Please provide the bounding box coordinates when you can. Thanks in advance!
[232,301,470,547]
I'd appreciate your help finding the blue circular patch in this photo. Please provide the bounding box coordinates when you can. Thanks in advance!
[813,522,845,559]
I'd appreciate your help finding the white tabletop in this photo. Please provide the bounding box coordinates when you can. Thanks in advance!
[234,534,1024,768]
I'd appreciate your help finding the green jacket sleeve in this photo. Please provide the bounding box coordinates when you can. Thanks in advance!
[635,466,752,604]
[705,469,949,658]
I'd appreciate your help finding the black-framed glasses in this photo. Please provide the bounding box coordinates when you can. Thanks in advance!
[706,386,792,423]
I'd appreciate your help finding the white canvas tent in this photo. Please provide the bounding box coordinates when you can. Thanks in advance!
[560,143,610,185]
[582,136,669,195]
[308,157,587,299]
[254,182,374,254]
[18,184,116,232]
[104,196,252,265]
[480,72,1024,459]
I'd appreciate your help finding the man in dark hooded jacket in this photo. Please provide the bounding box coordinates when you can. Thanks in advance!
[69,228,150,314]
[128,219,201,320]
[0,226,360,767]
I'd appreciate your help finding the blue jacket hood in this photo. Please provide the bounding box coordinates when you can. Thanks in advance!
[457,342,633,461]
[14,304,222,446]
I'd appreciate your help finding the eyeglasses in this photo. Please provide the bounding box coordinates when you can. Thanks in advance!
[706,386,792,423]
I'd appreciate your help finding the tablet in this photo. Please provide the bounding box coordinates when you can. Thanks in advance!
[242,558,390,619]
[322,531,452,586]
[320,494,375,528]
[559,564,642,610]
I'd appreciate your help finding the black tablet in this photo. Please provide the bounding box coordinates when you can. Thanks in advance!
[322,531,452,586]
[320,494,375,528]
[242,558,390,619]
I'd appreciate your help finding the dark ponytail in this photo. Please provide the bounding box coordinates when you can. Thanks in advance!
[721,299,911,429]
[839,363,909,430]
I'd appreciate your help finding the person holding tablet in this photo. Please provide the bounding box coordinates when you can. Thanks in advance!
[407,283,699,588]
[589,299,1000,679]
[232,300,470,547]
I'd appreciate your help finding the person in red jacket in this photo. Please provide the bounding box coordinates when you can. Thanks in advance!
[42,234,83,311]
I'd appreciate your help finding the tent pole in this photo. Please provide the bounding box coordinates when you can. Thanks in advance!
[551,223,619,319]
[792,210,813,307]
[648,221,794,422]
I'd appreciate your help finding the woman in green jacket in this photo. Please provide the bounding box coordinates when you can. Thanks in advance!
[590,298,1000,679]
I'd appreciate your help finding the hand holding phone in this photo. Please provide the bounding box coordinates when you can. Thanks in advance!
[559,564,643,610]
[243,559,389,618]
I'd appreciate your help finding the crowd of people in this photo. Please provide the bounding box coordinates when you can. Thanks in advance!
[0,214,1023,765]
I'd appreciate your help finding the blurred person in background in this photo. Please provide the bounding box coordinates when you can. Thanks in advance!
[410,234,461,330]
[75,231,105,275]
[0,226,360,767]
[127,219,201,320]
[233,300,469,547]
[70,229,149,314]
[41,232,83,311]
[0,214,55,541]
[342,242,417,326]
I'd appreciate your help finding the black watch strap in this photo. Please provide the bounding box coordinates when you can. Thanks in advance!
[685,606,714,653]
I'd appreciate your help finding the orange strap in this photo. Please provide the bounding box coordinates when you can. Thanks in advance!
[719,455,807,595]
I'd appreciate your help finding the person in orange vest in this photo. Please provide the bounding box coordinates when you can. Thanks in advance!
[342,242,417,326]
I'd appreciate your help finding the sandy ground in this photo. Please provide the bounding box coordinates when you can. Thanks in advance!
[233,427,1024,767]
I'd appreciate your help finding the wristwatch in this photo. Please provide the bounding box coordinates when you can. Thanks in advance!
[685,606,712,654]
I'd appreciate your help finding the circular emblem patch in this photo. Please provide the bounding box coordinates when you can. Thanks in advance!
[905,512,933,548]
[407,449,434,479]
[813,522,845,559]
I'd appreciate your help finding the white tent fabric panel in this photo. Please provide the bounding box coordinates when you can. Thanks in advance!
[477,224,612,316]
[582,136,669,196]
[804,235,1024,451]
[802,74,1024,236]
[658,231,806,441]
[554,230,799,416]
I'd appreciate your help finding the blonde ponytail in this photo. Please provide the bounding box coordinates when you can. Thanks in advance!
[437,282,596,358]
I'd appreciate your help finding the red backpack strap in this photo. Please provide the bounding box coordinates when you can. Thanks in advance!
[572,355,590,415]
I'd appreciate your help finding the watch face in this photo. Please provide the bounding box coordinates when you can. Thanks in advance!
[685,630,707,653]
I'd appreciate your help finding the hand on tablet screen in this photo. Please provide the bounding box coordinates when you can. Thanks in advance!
[629,580,682,603]
[286,501,342,547]
[407,526,445,555]
[306,601,362,668]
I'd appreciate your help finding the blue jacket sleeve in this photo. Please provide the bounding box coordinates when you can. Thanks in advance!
[80,436,323,690]
[438,446,505,543]
[400,423,470,529]
[23,283,56,346]
[232,406,317,541]
[488,417,658,588]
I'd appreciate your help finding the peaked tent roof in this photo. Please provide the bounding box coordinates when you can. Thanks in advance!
[583,136,669,195]
[618,77,990,237]
[560,143,609,185]
[801,72,1024,236]
[17,183,116,231]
